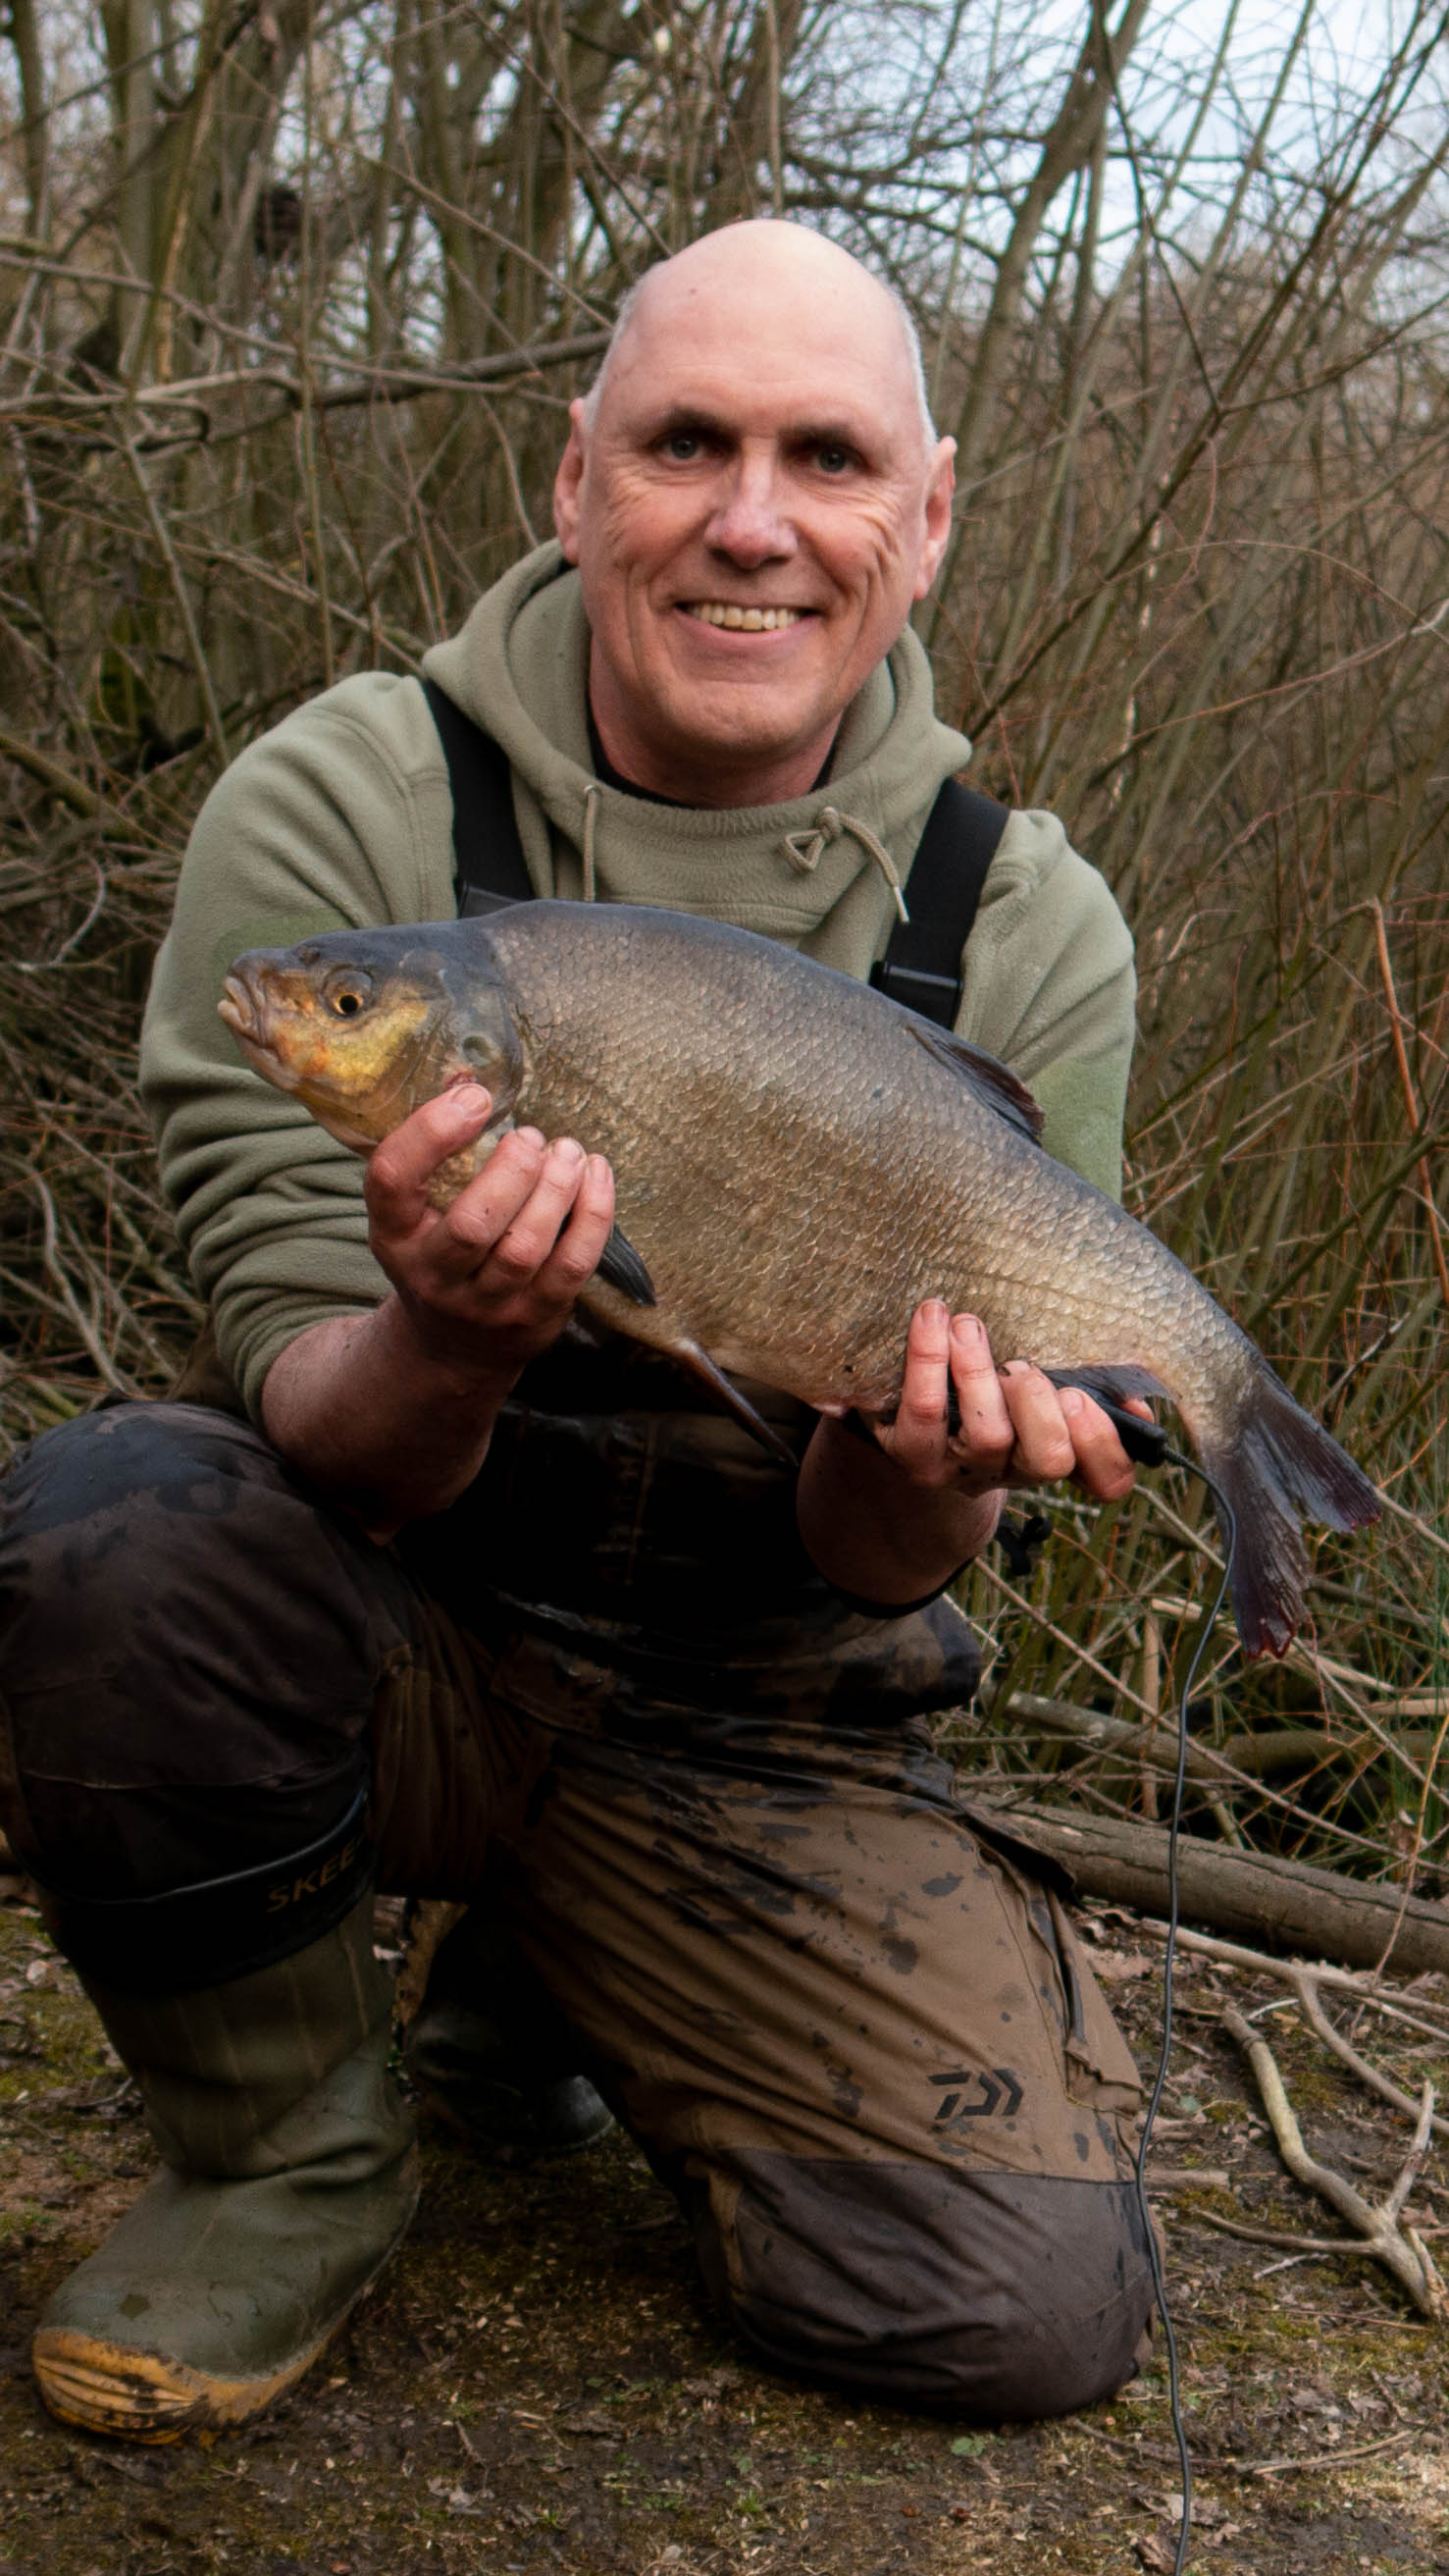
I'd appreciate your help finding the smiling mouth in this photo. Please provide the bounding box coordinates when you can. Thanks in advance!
[682,602,808,631]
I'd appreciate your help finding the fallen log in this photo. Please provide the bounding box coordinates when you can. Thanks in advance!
[985,1801,1449,1977]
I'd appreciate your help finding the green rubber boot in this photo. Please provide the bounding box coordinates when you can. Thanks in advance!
[32,1898,417,2444]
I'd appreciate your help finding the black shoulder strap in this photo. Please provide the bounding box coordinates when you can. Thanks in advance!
[422,676,533,917]
[869,777,1009,1028]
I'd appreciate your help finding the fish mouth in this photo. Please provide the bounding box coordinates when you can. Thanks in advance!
[218,974,304,1092]
[218,973,257,1039]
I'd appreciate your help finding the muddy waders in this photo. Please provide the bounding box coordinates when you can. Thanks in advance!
[403,1903,613,2158]
[30,1890,417,2443]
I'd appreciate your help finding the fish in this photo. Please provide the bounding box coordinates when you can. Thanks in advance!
[219,899,1380,1656]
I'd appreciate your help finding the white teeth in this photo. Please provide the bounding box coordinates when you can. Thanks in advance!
[687,603,803,631]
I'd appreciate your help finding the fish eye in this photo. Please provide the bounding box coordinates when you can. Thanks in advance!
[323,969,373,1019]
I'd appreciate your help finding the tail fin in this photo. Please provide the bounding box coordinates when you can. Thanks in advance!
[1203,1365,1380,1658]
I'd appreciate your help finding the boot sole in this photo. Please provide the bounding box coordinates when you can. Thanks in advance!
[32,2182,419,2445]
[33,2321,345,2444]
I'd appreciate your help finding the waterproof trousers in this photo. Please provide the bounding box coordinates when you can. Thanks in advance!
[0,1400,1156,2418]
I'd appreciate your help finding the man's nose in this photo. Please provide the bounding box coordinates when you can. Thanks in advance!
[703,451,797,564]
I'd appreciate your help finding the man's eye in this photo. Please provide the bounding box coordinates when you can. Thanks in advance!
[663,431,701,461]
[814,443,854,475]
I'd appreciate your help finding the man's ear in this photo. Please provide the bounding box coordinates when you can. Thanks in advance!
[553,399,590,560]
[912,437,957,600]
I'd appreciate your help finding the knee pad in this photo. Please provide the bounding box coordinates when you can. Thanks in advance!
[0,1402,408,1901]
[702,2152,1156,2418]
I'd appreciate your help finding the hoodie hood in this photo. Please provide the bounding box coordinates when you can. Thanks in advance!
[423,541,974,974]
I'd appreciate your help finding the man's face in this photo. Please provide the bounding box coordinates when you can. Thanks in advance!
[552,234,955,806]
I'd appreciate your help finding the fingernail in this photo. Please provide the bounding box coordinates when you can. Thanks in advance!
[551,1137,586,1169]
[1060,1388,1083,1417]
[952,1314,983,1345]
[450,1081,492,1118]
[515,1126,545,1150]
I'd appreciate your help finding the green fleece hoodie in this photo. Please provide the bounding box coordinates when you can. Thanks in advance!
[141,543,1135,1421]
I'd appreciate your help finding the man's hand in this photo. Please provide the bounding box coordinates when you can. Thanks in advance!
[797,1300,1146,1608]
[261,1082,614,1537]
[365,1080,616,1382]
[870,1302,1142,1502]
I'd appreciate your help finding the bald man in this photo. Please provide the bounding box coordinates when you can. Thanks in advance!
[1,222,1155,2444]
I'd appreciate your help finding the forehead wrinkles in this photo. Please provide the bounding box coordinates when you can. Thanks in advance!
[600,278,920,458]
[603,365,918,474]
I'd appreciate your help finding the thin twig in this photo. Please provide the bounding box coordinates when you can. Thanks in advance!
[1136,1920,1449,2043]
[1246,2427,1420,2477]
[118,427,229,768]
[1221,2006,1446,2318]
[1294,1974,1449,2144]
[29,1174,132,1397]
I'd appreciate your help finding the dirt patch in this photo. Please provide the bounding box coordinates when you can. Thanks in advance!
[3,1885,1448,2576]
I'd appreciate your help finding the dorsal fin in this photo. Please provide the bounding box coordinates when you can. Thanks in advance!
[908,1022,1045,1143]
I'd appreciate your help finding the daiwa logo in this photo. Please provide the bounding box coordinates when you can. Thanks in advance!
[930,2067,1023,2124]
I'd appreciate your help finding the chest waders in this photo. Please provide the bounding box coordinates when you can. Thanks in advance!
[23,702,1009,2441]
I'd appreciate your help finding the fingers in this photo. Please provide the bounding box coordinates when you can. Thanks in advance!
[996,1362,1077,1485]
[364,1082,617,1375]
[447,1132,584,1272]
[885,1299,954,1477]
[502,1149,615,1302]
[546,1153,616,1288]
[883,1305,1017,1492]
[948,1314,1014,1472]
[1056,1387,1138,1501]
[366,1082,496,1237]
[880,1303,1140,1501]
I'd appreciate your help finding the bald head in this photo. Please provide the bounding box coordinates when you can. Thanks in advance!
[585,223,936,455]
[552,218,956,807]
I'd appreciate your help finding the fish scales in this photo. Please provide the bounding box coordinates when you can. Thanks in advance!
[492,909,1203,1411]
[219,899,1380,1656]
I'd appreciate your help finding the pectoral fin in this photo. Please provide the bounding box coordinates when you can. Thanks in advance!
[596,1224,657,1307]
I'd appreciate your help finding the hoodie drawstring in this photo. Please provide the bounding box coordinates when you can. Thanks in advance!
[780,806,910,924]
[579,786,909,923]
[581,782,600,903]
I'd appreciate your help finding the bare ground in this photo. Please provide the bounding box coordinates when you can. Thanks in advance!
[4,1878,1448,2576]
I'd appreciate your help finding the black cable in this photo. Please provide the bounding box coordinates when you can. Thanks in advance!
[1131,1444,1237,2576]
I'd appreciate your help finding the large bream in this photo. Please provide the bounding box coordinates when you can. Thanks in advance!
[220,899,1380,1658]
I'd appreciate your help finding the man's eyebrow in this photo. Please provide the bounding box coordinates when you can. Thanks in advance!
[639,403,731,442]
